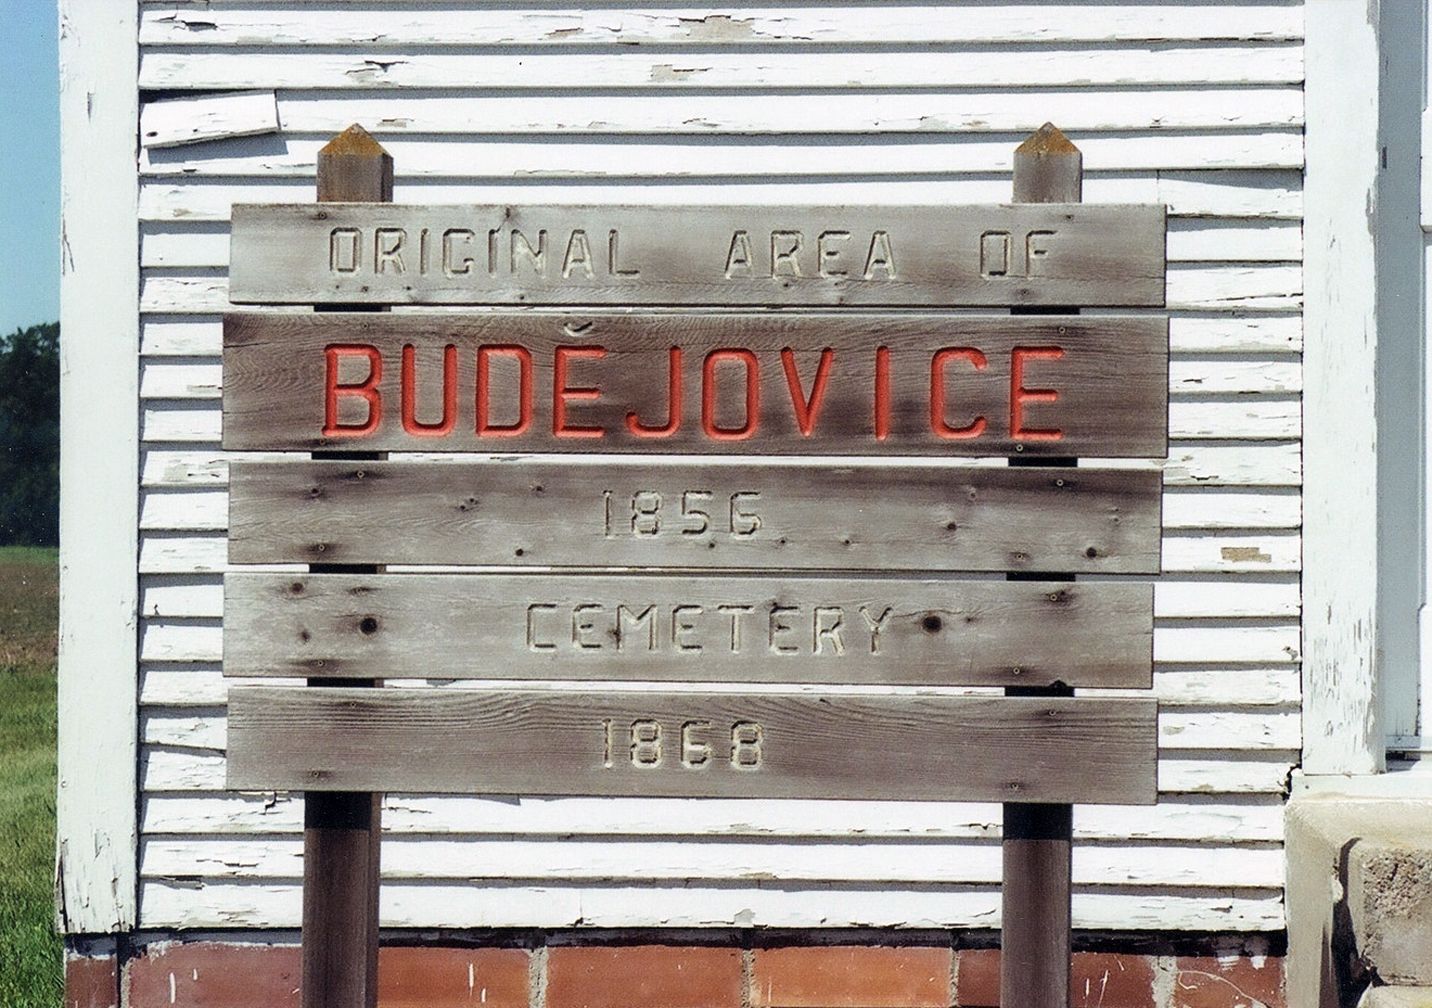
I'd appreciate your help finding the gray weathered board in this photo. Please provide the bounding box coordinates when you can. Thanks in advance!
[225,687,1158,804]
[227,203,1167,307]
[223,574,1153,688]
[227,460,1163,573]
[222,312,1168,458]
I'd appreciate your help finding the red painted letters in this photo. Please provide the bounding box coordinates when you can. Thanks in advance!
[476,345,533,436]
[1010,346,1065,441]
[930,348,988,439]
[553,346,606,438]
[323,344,383,438]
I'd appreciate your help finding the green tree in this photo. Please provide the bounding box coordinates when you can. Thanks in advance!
[0,323,59,546]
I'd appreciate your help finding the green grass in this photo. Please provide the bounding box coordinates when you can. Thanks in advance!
[0,546,62,1006]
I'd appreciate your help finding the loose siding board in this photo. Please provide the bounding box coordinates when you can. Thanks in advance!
[134,0,1303,932]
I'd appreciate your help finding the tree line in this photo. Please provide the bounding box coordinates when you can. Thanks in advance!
[0,323,59,546]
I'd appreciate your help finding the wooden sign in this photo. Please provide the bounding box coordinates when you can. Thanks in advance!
[226,686,1158,805]
[227,203,1167,307]
[222,312,1168,458]
[227,460,1163,573]
[223,574,1154,688]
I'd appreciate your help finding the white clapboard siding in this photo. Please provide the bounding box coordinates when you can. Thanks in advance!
[133,880,1288,931]
[137,173,1304,222]
[135,573,1299,621]
[138,443,1304,489]
[138,46,1305,91]
[140,389,1289,442]
[137,314,1305,357]
[132,0,1305,934]
[134,530,1301,577]
[136,663,1300,710]
[136,6,1303,47]
[136,486,1301,533]
[135,264,1303,314]
[138,704,1297,756]
[137,741,1294,795]
[140,132,1305,178]
[245,89,1306,135]
[139,791,1286,842]
[138,836,1284,888]
[138,217,1304,268]
[137,358,1299,401]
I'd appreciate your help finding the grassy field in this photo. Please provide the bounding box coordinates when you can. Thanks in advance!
[0,546,62,1006]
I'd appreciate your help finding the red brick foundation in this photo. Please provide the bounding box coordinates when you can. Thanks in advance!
[69,935,1285,1008]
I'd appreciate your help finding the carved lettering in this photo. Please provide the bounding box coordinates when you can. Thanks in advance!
[572,603,605,650]
[671,605,704,652]
[601,719,766,771]
[510,229,547,275]
[329,228,361,274]
[562,229,594,279]
[526,603,558,652]
[608,229,640,277]
[323,344,382,438]
[817,230,851,277]
[813,606,846,656]
[859,605,893,655]
[863,231,896,279]
[724,230,754,279]
[616,604,656,652]
[717,604,755,653]
[442,228,477,277]
[770,231,803,277]
[375,228,405,275]
[769,606,799,655]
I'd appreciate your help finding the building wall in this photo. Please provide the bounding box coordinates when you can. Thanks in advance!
[128,2,1301,933]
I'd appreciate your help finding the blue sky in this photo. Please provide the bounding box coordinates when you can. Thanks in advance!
[0,0,59,334]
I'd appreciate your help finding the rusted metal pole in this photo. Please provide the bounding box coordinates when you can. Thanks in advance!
[1001,122,1082,1008]
[303,124,392,1008]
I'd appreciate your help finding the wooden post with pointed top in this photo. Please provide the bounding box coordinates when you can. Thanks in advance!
[1001,122,1081,1008]
[302,124,391,1008]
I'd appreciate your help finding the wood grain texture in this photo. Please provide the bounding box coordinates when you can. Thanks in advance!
[226,686,1158,804]
[222,312,1168,458]
[226,460,1164,573]
[227,203,1166,307]
[222,573,1154,687]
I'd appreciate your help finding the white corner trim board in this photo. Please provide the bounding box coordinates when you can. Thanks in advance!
[57,0,140,931]
[1302,0,1383,774]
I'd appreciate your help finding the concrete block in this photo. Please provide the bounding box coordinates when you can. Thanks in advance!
[1287,797,1432,1008]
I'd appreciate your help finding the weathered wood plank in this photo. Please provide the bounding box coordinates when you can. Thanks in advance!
[222,312,1168,458]
[227,203,1166,307]
[138,791,1286,842]
[227,460,1164,572]
[134,879,1286,932]
[226,687,1158,804]
[139,174,1302,223]
[222,573,1153,687]
[139,90,279,149]
[137,5,1303,47]
[238,90,1304,135]
[138,46,1305,91]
